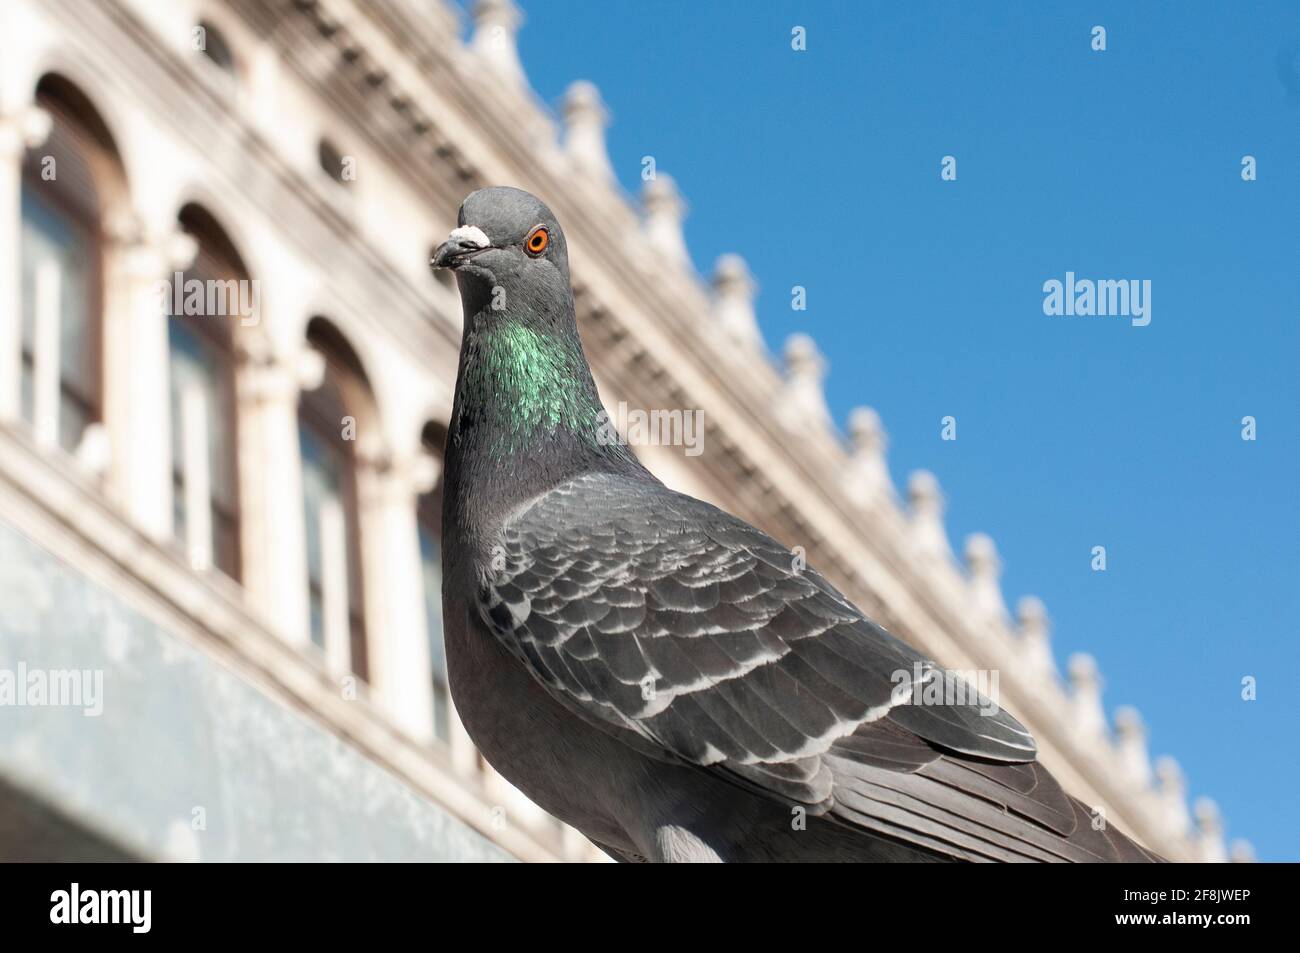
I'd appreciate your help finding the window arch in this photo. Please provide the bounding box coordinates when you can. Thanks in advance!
[19,74,125,454]
[416,421,449,742]
[299,317,375,680]
[167,203,248,579]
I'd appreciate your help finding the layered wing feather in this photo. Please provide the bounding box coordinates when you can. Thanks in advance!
[479,472,1156,862]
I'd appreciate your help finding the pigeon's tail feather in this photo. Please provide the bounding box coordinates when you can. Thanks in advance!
[823,722,1163,862]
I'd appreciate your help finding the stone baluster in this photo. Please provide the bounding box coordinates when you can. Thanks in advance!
[1067,653,1106,741]
[844,407,892,509]
[641,173,689,269]
[908,470,951,563]
[1154,755,1191,841]
[470,0,526,88]
[561,81,613,184]
[1015,596,1057,677]
[1113,706,1152,789]
[775,333,830,432]
[964,533,1007,628]
[711,254,761,350]
[1193,798,1227,863]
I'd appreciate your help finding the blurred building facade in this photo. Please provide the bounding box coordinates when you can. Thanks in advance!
[0,0,1249,861]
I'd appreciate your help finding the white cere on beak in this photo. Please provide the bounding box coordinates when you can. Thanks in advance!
[447,225,491,249]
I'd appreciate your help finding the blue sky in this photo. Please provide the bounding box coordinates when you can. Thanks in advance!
[498,1,1299,859]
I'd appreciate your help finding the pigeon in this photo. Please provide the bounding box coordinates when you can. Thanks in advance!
[431,186,1161,863]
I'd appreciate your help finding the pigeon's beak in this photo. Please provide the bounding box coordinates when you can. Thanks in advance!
[431,224,492,270]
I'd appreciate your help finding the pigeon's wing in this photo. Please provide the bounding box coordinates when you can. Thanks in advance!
[481,472,1157,862]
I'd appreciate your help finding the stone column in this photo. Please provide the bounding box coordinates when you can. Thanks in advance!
[104,217,197,541]
[0,105,50,423]
[238,344,321,647]
[358,449,438,743]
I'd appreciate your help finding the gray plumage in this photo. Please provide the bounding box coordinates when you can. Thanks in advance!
[433,186,1161,862]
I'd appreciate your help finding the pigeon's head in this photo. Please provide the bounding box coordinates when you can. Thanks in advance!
[431,187,571,307]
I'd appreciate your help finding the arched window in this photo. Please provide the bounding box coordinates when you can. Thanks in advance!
[299,318,371,680]
[167,204,247,579]
[19,76,121,454]
[416,422,450,742]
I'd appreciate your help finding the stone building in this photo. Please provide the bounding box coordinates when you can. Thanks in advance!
[0,0,1249,861]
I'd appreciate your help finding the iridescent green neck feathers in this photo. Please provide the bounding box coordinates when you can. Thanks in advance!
[457,319,608,458]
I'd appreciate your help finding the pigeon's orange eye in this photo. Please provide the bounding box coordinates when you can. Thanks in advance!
[526,227,549,256]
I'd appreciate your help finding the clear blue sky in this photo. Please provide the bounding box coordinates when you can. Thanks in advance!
[489,1,1299,860]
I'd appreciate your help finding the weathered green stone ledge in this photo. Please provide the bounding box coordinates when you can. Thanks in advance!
[0,521,512,862]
